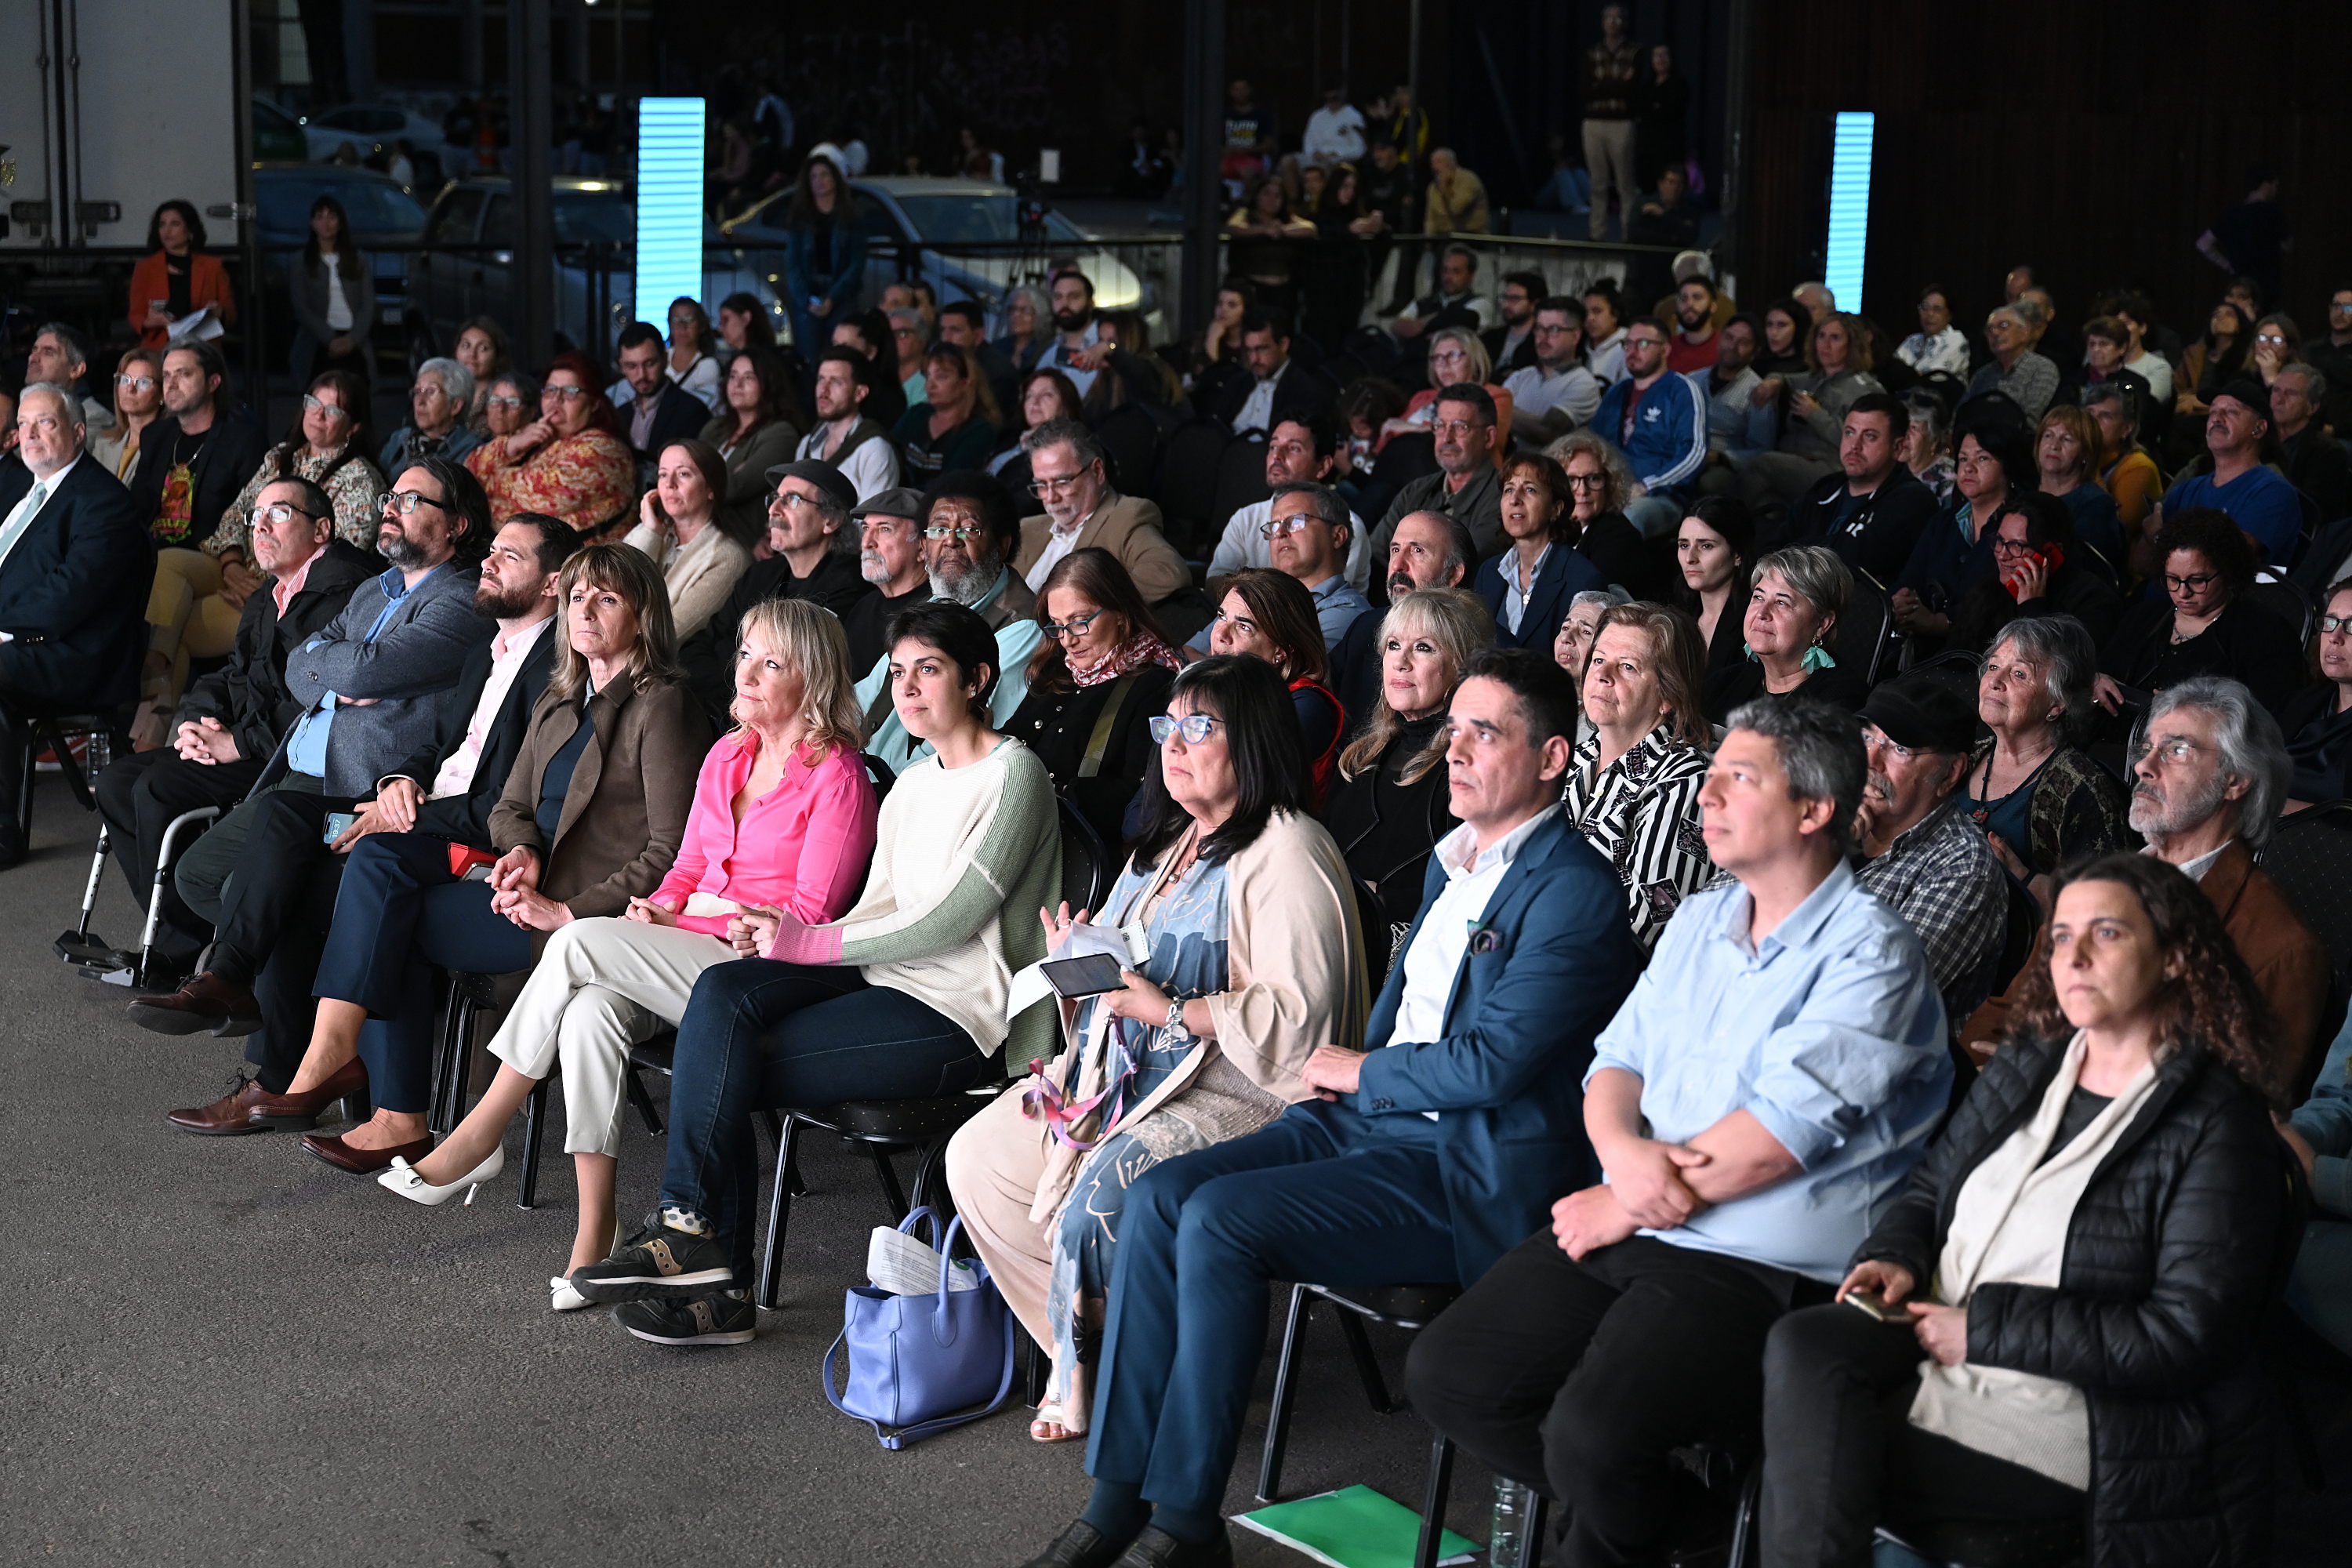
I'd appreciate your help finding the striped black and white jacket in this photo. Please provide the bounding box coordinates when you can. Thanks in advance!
[1559,727,1713,953]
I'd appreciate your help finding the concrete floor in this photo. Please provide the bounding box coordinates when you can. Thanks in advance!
[4,771,2346,1566]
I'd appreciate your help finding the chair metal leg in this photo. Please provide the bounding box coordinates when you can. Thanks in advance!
[757,1114,803,1309]
[73,824,107,937]
[1256,1283,1314,1502]
[49,723,99,811]
[1524,1493,1549,1567]
[134,808,218,985]
[863,1139,909,1218]
[18,729,37,848]
[1726,1461,1761,1568]
[517,1077,549,1209]
[1413,1432,1454,1568]
[1022,1326,1051,1407]
[625,1065,665,1135]
[1337,1308,1395,1413]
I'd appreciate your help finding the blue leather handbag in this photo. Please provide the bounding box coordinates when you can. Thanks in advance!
[822,1207,1017,1450]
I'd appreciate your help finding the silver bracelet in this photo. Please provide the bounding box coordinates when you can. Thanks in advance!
[1164,997,1191,1043]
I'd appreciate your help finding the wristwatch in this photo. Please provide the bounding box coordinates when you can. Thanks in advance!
[1163,997,1192,1044]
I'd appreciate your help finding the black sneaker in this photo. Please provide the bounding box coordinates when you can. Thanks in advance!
[615,1292,756,1346]
[568,1215,733,1303]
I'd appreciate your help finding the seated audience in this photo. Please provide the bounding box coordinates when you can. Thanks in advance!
[1591,318,1707,535]
[90,348,163,482]
[1371,383,1506,562]
[1896,284,1970,377]
[1247,481,1371,648]
[1965,305,2060,420]
[1208,569,1348,808]
[1475,452,1606,651]
[273,543,706,1177]
[0,386,153,866]
[892,342,1000,484]
[466,353,637,534]
[1746,313,1887,512]
[1781,392,1938,584]
[1377,328,1512,464]
[989,368,1083,492]
[571,603,1060,1345]
[698,346,804,541]
[1693,314,1779,488]
[1963,677,2326,1088]
[625,439,753,640]
[379,359,484,474]
[1014,419,1188,605]
[2285,1022,2352,1359]
[1853,673,2009,1023]
[2082,382,2164,557]
[1545,431,1658,600]
[2032,403,2124,568]
[612,321,711,483]
[1896,390,1955,500]
[1212,313,1338,437]
[95,478,374,976]
[1330,512,1477,720]
[1323,586,1492,930]
[1006,548,1183,847]
[1893,420,2032,651]
[794,347,902,503]
[659,296,724,410]
[1764,854,2285,1566]
[1561,602,1715,951]
[26,320,114,436]
[950,655,1367,1441]
[677,462,873,720]
[2068,314,2160,454]
[1013,648,1639,1568]
[1552,587,1632,746]
[1675,496,1757,688]
[2281,577,2352,808]
[2096,507,2304,717]
[2273,363,2348,526]
[453,318,512,433]
[833,488,932,675]
[1204,414,1371,598]
[1406,695,1949,1566]
[1949,491,2125,656]
[385,601,869,1297]
[1702,544,1866,723]
[1958,615,2135,905]
[2161,379,2301,568]
[1501,297,1604,448]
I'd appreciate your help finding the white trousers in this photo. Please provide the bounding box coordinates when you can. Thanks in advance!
[485,916,737,1157]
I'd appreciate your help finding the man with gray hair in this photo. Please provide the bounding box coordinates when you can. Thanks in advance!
[1965,305,2059,421]
[1962,674,2327,1086]
[378,357,483,474]
[887,307,931,407]
[1265,480,1374,646]
[2272,361,2347,525]
[1011,416,1188,603]
[25,322,114,436]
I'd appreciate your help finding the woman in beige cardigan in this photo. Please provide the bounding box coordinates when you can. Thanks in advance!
[946,655,1367,1443]
[625,437,753,640]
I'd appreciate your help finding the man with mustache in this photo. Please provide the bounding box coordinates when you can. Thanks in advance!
[1849,672,2005,1025]
[839,488,931,672]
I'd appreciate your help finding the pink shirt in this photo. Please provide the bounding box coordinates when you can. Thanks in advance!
[269,550,319,619]
[651,733,878,934]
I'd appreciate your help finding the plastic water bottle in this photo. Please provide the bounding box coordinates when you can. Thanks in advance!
[1488,1477,1533,1567]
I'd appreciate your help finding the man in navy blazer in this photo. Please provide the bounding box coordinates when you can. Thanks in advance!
[0,385,154,865]
[1017,647,1639,1568]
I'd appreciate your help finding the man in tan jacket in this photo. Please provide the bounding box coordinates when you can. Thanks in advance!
[1013,417,1190,606]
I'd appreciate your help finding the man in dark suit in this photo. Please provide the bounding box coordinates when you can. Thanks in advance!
[125,340,268,552]
[0,384,156,866]
[615,321,711,485]
[149,510,576,1137]
[90,475,376,978]
[1013,648,1639,1568]
[1209,313,1336,436]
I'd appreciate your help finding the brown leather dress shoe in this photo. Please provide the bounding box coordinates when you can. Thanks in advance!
[299,1130,433,1174]
[127,971,263,1037]
[165,1058,368,1137]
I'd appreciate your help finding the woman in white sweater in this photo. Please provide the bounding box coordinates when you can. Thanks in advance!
[572,601,1062,1345]
[625,438,752,639]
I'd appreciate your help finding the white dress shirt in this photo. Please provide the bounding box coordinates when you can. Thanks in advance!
[1232,361,1289,435]
[1025,515,1087,593]
[0,453,79,575]
[422,615,555,799]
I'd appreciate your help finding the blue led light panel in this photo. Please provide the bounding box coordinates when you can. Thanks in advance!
[636,97,707,320]
[1824,111,1875,317]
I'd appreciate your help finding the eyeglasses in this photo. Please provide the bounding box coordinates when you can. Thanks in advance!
[252,501,321,528]
[1258,514,1322,539]
[1028,472,1091,497]
[2129,735,2207,767]
[382,489,446,516]
[115,374,156,392]
[1040,609,1104,641]
[486,394,525,410]
[543,384,588,402]
[1429,419,1481,437]
[2321,613,2352,635]
[923,524,985,541]
[1148,713,1224,746]
[1565,473,1606,489]
[2255,332,2289,346]
[1991,537,2035,557]
[1862,724,1928,763]
[2164,572,2220,593]
[770,490,821,511]
[301,394,350,419]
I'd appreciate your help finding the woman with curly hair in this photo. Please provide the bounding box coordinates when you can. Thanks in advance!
[1761,851,2287,1567]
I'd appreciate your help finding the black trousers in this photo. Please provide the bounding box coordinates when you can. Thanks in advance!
[1759,1304,2082,1568]
[93,748,266,963]
[1405,1232,1828,1568]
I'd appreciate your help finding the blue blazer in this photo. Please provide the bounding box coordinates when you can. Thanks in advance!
[1311,811,1640,1285]
[1474,543,1605,652]
[0,457,154,708]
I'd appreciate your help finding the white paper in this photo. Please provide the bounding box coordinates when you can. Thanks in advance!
[165,307,224,343]
[866,1224,982,1297]
[1004,920,1131,1020]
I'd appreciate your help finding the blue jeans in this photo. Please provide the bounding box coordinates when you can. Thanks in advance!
[659,959,989,1283]
[312,831,532,1113]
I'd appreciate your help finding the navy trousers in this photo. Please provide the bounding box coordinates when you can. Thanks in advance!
[1083,1110,1459,1519]
[311,830,532,1113]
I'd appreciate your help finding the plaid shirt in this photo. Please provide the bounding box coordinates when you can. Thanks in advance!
[1853,796,2007,1026]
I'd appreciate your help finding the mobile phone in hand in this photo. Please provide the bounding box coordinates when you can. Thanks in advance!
[321,811,359,845]
[1040,953,1127,999]
[1843,1288,1910,1324]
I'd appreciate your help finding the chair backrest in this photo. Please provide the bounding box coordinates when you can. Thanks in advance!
[1094,401,1165,503]
[1160,419,1233,534]
[1211,429,1272,524]
[1352,873,1395,982]
[2256,800,2352,1095]
[861,751,897,806]
[2246,575,2314,645]
[1835,574,1895,688]
[1056,793,1116,917]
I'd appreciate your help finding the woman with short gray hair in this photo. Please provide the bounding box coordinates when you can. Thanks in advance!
[1959,615,2134,907]
[378,357,485,474]
[1702,543,1865,722]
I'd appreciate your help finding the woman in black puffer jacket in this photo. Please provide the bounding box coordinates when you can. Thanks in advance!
[1759,852,2292,1568]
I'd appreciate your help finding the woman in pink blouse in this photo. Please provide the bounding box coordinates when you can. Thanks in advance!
[383,598,878,1307]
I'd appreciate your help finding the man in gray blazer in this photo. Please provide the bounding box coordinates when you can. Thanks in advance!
[131,455,491,1056]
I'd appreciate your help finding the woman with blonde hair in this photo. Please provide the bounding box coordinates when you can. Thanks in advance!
[1323,586,1494,933]
[1381,325,1515,463]
[1560,601,1715,950]
[379,595,874,1302]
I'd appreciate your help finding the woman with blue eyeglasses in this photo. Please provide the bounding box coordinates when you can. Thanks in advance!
[948,654,1367,1444]
[1005,546,1183,845]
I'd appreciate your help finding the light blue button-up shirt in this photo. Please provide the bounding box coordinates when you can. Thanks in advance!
[1585,858,1951,1282]
[284,564,434,778]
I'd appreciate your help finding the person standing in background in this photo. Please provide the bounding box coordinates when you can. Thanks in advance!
[1580,4,1642,240]
[1635,43,1690,191]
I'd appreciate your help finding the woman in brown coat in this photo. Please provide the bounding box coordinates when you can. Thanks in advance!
[270,543,710,1177]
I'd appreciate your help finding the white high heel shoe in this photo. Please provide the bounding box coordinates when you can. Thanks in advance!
[378,1148,506,1207]
[550,1222,621,1312]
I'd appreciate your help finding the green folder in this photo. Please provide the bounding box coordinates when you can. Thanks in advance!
[1232,1485,1479,1568]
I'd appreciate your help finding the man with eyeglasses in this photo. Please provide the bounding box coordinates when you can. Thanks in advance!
[1849,672,2006,1025]
[1013,417,1188,603]
[1592,318,1708,538]
[2158,378,2301,568]
[24,321,114,437]
[128,340,267,555]
[92,477,375,978]
[134,457,493,1047]
[0,384,151,867]
[1483,270,1548,375]
[1503,297,1603,448]
[1204,413,1367,604]
[1373,383,1507,568]
[1962,675,2326,1087]
[1208,311,1334,437]
[1262,481,1372,648]
[791,347,901,503]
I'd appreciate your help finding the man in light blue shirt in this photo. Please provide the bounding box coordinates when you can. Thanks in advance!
[1261,481,1372,648]
[1407,695,1951,1566]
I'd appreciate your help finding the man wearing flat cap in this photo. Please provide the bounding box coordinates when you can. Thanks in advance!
[676,459,874,722]
[1852,670,2006,1024]
[839,486,932,672]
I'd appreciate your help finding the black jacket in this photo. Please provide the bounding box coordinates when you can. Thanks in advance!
[1788,468,1942,586]
[179,538,376,760]
[382,618,561,848]
[1320,714,1457,927]
[2099,595,2307,717]
[1857,1033,2287,1568]
[1208,360,1335,434]
[0,457,154,708]
[678,549,875,722]
[1005,661,1174,850]
[127,408,268,549]
[2281,426,2350,529]
[624,381,711,463]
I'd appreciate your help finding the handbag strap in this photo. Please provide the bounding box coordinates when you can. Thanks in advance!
[818,1308,1018,1450]
[1075,674,1138,779]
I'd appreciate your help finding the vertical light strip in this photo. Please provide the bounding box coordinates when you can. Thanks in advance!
[1824,111,1875,316]
[635,97,707,320]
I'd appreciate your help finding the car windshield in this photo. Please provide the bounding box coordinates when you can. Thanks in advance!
[554,191,635,244]
[257,177,427,238]
[891,194,1085,244]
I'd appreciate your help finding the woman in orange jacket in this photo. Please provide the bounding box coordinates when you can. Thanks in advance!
[127,200,237,350]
